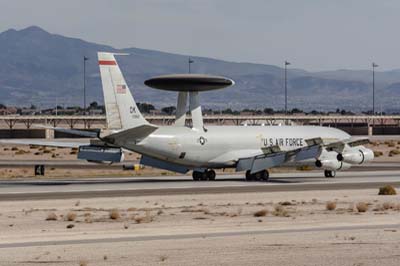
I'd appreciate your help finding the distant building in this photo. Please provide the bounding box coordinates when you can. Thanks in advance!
[0,107,17,115]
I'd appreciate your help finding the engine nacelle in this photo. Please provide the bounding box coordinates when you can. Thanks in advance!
[315,150,351,171]
[77,145,124,164]
[315,158,351,171]
[337,147,374,164]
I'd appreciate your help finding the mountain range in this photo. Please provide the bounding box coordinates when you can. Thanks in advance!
[1,26,400,113]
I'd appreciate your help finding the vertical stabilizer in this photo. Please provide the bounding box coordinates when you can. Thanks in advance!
[98,52,148,130]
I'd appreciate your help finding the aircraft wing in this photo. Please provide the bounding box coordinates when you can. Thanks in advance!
[0,139,89,148]
[236,138,323,174]
[324,138,370,153]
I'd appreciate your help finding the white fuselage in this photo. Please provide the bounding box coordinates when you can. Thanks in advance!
[121,125,350,168]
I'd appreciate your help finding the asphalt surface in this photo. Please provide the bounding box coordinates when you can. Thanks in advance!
[0,169,399,200]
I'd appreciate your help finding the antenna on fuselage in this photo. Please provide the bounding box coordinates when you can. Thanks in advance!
[144,74,235,132]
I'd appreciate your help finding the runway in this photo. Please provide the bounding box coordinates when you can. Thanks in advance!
[0,169,399,200]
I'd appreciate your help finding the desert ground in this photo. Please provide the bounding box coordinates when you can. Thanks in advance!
[0,188,399,265]
[0,139,399,265]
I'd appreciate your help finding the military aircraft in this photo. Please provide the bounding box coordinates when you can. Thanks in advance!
[3,52,374,181]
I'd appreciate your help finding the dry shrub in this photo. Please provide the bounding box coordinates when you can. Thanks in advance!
[15,150,29,155]
[66,224,74,229]
[133,210,153,224]
[382,202,394,210]
[84,213,92,223]
[387,142,396,147]
[43,149,51,154]
[273,205,289,217]
[66,212,77,221]
[109,209,120,220]
[388,149,400,157]
[127,207,137,211]
[11,147,18,151]
[160,255,168,262]
[46,212,57,221]
[279,201,293,206]
[356,202,368,212]
[79,260,88,266]
[373,151,383,157]
[253,209,268,217]
[326,201,337,211]
[378,185,397,195]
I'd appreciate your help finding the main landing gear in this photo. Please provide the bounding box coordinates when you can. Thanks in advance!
[192,169,216,181]
[245,170,269,182]
[324,170,336,178]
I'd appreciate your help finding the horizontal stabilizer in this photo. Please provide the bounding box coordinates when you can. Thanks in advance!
[103,124,158,145]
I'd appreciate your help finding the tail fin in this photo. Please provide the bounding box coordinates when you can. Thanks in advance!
[98,52,148,130]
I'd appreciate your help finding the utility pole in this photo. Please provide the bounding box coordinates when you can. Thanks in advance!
[372,62,378,115]
[83,56,89,115]
[188,58,194,73]
[284,61,291,115]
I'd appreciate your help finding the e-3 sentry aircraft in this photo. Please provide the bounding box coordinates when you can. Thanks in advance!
[5,52,374,181]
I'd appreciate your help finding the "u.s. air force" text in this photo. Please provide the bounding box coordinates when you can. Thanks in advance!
[262,138,304,147]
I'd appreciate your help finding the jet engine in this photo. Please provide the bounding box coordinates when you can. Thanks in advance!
[315,150,351,171]
[336,147,374,164]
[77,145,124,164]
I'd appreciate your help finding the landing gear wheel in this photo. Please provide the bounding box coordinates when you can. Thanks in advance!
[206,169,216,181]
[192,171,202,181]
[200,172,208,181]
[245,170,255,181]
[245,170,270,182]
[260,170,270,182]
[324,170,336,178]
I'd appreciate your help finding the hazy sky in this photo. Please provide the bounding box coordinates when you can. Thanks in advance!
[0,0,399,71]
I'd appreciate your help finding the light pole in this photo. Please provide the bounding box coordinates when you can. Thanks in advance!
[284,61,290,115]
[83,56,89,115]
[372,62,378,115]
[188,58,194,73]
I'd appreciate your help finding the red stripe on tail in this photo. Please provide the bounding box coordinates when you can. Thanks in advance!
[98,60,117,65]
